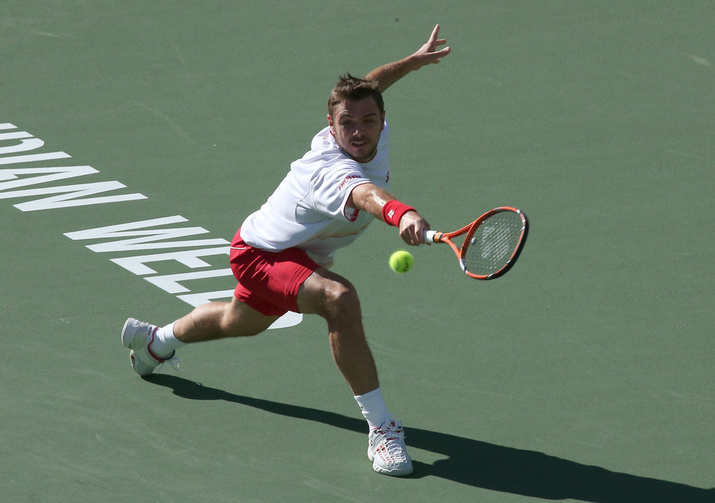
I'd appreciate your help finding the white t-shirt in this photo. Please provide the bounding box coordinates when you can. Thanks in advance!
[240,121,390,267]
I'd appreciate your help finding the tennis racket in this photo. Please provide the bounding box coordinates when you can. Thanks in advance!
[424,207,528,280]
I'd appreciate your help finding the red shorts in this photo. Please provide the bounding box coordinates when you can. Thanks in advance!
[229,229,320,317]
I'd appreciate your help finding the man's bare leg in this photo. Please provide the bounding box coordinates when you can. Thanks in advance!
[173,296,279,343]
[297,267,379,396]
[296,267,413,476]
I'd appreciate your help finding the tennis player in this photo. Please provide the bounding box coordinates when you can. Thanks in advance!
[121,25,450,477]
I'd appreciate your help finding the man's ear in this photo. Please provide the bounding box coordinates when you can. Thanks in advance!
[327,114,335,133]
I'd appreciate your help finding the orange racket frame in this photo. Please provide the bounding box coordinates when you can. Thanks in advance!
[425,207,528,280]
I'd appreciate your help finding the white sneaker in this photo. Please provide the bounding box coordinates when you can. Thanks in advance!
[367,414,413,476]
[120,318,179,376]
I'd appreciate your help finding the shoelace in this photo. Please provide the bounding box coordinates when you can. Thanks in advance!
[375,416,408,461]
[157,355,181,372]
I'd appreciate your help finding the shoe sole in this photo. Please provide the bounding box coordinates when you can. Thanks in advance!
[368,449,413,476]
[120,318,132,348]
[121,317,144,350]
[121,318,156,376]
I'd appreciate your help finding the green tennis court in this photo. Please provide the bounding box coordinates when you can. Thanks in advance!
[2,1,713,501]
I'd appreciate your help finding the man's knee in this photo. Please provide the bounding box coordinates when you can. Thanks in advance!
[297,268,362,320]
[323,278,361,317]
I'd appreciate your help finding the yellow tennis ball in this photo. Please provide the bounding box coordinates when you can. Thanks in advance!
[389,250,413,273]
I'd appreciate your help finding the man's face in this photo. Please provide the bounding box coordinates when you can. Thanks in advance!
[328,97,385,163]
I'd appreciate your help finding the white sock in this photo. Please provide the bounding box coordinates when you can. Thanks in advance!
[354,387,389,429]
[150,322,185,359]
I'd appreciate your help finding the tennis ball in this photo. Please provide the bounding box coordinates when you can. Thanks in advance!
[389,250,413,273]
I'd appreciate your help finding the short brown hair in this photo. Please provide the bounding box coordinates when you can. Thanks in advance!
[328,73,384,118]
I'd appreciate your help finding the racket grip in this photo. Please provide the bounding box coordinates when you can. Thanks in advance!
[424,230,437,244]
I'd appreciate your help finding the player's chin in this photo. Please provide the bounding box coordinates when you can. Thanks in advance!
[349,144,377,163]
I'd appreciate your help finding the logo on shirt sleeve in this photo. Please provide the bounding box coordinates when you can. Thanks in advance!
[337,175,363,191]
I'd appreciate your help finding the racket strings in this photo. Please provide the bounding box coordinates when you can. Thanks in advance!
[463,211,524,276]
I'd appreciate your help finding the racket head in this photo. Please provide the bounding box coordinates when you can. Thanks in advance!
[459,207,528,280]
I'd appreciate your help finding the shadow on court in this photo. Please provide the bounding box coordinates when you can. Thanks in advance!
[146,375,713,503]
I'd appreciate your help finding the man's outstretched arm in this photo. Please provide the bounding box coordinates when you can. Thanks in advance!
[365,24,451,93]
[348,183,430,246]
